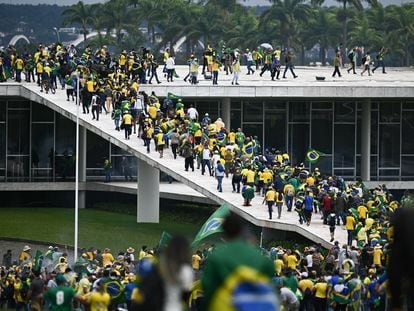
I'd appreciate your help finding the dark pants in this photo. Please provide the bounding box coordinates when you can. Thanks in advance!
[285,195,293,211]
[92,105,99,120]
[347,229,353,246]
[171,143,178,159]
[232,176,241,193]
[372,60,385,73]
[347,61,356,73]
[145,137,151,152]
[212,71,218,85]
[15,69,22,82]
[167,69,174,82]
[332,66,341,77]
[267,201,274,219]
[185,156,194,171]
[283,64,297,78]
[149,69,160,83]
[313,297,326,311]
[201,159,212,175]
[124,124,132,139]
[217,176,223,192]
[105,169,111,182]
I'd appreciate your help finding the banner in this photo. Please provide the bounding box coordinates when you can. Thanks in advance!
[191,204,230,248]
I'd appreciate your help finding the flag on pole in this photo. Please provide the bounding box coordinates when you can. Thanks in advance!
[33,250,44,273]
[305,148,322,164]
[191,204,230,248]
[157,231,172,251]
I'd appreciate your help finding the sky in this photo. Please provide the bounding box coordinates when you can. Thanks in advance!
[0,0,410,6]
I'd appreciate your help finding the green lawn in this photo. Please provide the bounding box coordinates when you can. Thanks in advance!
[0,205,209,252]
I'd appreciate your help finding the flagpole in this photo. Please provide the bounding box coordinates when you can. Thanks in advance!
[259,227,263,249]
[74,74,79,262]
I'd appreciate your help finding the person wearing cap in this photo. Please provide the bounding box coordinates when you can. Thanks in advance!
[126,247,135,262]
[44,274,82,311]
[18,246,31,264]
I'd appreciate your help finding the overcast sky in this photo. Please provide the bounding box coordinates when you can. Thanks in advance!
[0,0,409,6]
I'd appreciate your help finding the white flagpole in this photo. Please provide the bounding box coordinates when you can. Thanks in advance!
[74,74,79,262]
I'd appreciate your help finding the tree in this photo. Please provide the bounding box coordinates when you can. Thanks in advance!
[62,1,94,47]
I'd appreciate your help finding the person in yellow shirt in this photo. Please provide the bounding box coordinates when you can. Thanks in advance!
[192,250,203,278]
[122,111,133,140]
[119,51,127,73]
[287,252,299,270]
[14,55,24,82]
[298,272,314,308]
[102,248,114,267]
[313,277,328,310]
[357,204,368,225]
[345,212,356,246]
[88,280,111,311]
[373,245,383,266]
[245,166,255,187]
[211,57,221,85]
[274,251,285,276]
[263,186,276,220]
[275,191,284,219]
[155,130,165,158]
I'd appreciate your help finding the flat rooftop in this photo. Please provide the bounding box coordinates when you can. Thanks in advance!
[139,66,414,98]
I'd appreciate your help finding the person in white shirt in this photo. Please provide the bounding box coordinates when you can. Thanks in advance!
[187,105,198,121]
[166,56,175,82]
[245,49,255,75]
[279,287,300,311]
[201,145,212,176]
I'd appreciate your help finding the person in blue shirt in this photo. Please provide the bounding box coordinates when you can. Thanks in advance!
[304,191,314,226]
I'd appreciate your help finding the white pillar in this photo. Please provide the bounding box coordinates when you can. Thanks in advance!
[78,126,87,209]
[137,158,159,223]
[222,97,231,130]
[361,100,371,181]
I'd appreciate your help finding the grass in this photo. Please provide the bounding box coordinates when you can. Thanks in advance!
[0,204,210,252]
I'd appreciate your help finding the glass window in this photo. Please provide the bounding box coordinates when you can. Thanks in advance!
[371,110,378,155]
[230,109,241,131]
[111,143,126,155]
[379,169,399,177]
[195,101,219,121]
[111,155,136,177]
[32,124,54,168]
[311,110,332,154]
[264,101,286,110]
[8,100,29,109]
[87,131,109,168]
[32,102,54,122]
[289,124,309,165]
[334,168,355,178]
[264,111,286,151]
[0,101,5,121]
[379,124,400,167]
[243,101,263,122]
[289,102,309,122]
[54,153,75,180]
[6,156,29,181]
[334,124,355,167]
[402,111,414,154]
[312,156,332,176]
[312,102,332,110]
[7,110,30,155]
[370,155,378,179]
[403,101,414,110]
[232,101,241,109]
[335,102,355,123]
[0,124,4,168]
[55,114,75,155]
[402,157,414,176]
[379,102,400,123]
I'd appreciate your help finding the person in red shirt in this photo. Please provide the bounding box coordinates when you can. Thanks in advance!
[322,193,333,225]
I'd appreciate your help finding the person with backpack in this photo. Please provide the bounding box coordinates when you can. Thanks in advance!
[347,48,357,74]
[263,186,276,220]
[276,190,284,219]
[232,160,242,193]
[215,160,225,193]
[372,47,388,74]
[328,212,337,242]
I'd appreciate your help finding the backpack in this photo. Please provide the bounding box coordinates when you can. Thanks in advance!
[348,52,353,61]
[328,213,336,226]
[278,192,283,202]
[217,164,224,173]
[361,56,367,64]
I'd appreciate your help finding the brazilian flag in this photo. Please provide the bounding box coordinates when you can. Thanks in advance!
[103,278,125,304]
[305,149,322,164]
[191,204,230,248]
[33,251,44,273]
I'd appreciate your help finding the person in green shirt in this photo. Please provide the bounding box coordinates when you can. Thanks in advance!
[201,213,277,311]
[43,274,82,311]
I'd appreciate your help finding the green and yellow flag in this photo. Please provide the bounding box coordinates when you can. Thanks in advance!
[157,231,172,252]
[305,148,322,164]
[191,204,230,248]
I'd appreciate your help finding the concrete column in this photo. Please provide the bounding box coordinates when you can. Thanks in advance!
[222,97,231,130]
[78,126,87,209]
[137,158,159,223]
[361,100,371,181]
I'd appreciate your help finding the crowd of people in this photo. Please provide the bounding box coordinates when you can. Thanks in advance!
[0,42,389,87]
[1,202,413,311]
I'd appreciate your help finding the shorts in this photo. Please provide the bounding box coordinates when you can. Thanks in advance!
[158,145,164,151]
[329,226,335,233]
